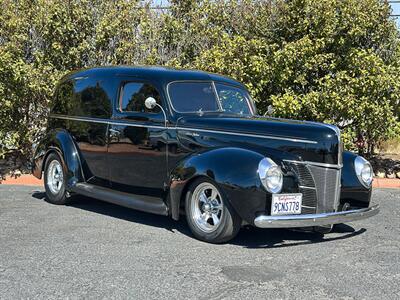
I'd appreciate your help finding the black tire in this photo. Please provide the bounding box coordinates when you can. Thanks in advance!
[44,152,69,205]
[185,177,241,243]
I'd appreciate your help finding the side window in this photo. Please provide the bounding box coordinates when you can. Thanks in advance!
[120,82,161,113]
[52,80,75,115]
[52,77,113,118]
[75,78,112,118]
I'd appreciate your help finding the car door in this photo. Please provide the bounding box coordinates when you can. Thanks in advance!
[107,79,168,200]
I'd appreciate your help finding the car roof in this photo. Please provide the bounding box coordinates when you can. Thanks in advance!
[62,65,244,88]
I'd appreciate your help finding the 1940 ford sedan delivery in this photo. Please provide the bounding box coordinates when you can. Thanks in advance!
[32,66,379,243]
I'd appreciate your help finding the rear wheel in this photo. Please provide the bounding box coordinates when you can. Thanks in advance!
[185,178,241,243]
[44,152,69,205]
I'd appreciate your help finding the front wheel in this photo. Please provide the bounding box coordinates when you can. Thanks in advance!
[44,152,69,205]
[185,178,241,243]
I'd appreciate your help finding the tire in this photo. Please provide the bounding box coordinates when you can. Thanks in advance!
[185,177,241,243]
[44,152,69,205]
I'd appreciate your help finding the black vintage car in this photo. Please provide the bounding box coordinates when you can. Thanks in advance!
[32,66,379,243]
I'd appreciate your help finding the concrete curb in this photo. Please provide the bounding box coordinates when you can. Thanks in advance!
[1,174,43,186]
[372,178,400,188]
[1,174,399,188]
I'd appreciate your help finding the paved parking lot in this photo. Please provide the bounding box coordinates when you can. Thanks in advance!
[0,185,399,299]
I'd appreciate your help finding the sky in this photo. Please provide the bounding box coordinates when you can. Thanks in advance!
[390,1,400,27]
[152,0,168,6]
[152,0,400,27]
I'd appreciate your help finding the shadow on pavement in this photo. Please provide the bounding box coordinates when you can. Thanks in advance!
[31,191,190,235]
[31,191,366,248]
[231,224,366,249]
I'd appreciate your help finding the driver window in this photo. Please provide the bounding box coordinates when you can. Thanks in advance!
[120,82,161,113]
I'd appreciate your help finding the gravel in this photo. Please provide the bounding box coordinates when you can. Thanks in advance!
[0,186,399,299]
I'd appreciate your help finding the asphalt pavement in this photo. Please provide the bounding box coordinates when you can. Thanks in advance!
[0,185,399,299]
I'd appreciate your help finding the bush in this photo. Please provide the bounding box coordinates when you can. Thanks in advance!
[0,0,399,164]
[189,0,400,155]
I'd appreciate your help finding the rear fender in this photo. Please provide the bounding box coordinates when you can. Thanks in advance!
[32,129,84,189]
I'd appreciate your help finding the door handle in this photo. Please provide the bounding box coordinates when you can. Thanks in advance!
[109,128,121,142]
[109,128,121,135]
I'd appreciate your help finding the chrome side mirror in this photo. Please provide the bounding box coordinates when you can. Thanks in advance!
[144,96,167,128]
[145,97,157,110]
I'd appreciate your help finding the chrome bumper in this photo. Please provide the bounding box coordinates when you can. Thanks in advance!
[254,204,379,228]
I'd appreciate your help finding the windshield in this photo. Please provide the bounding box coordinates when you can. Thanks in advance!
[168,81,253,115]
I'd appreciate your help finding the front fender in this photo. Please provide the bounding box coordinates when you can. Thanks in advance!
[340,151,372,208]
[32,129,84,189]
[169,147,268,224]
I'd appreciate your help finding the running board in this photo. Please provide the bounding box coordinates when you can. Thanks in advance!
[71,183,168,216]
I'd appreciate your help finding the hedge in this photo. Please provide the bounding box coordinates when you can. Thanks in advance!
[0,0,399,163]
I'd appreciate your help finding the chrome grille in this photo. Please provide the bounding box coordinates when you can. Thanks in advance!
[286,161,341,214]
[290,163,314,187]
[308,165,341,213]
[287,162,317,214]
[300,187,317,214]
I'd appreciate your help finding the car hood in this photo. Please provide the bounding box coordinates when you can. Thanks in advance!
[175,115,341,165]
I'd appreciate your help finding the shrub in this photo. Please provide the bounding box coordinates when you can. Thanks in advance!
[0,0,399,163]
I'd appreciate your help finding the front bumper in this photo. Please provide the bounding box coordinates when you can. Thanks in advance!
[254,204,379,228]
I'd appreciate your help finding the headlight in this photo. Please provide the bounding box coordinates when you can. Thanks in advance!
[354,156,373,188]
[258,158,283,193]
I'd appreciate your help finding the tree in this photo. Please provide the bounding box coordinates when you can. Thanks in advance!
[0,0,399,163]
[188,0,400,154]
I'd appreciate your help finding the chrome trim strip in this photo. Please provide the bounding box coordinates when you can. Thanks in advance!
[284,159,342,169]
[254,204,379,228]
[49,114,318,144]
[175,127,317,144]
[49,114,166,130]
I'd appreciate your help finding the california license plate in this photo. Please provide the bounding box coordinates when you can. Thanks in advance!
[271,193,302,215]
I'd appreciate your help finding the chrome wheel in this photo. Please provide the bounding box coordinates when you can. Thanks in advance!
[190,182,223,233]
[46,160,64,194]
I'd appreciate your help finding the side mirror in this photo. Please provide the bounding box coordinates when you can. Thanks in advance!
[145,97,157,110]
[144,96,168,128]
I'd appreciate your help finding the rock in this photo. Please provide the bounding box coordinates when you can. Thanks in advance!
[387,172,396,179]
[375,170,386,178]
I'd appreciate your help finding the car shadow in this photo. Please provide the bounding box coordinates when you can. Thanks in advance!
[31,191,366,248]
[231,224,366,249]
[31,191,191,235]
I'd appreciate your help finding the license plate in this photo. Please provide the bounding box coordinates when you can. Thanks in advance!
[271,193,302,215]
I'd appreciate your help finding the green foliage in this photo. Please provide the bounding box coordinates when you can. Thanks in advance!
[0,0,399,160]
[188,0,400,154]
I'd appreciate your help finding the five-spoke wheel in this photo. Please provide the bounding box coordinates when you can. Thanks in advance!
[190,182,224,233]
[44,152,69,205]
[185,178,241,243]
[46,159,64,194]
